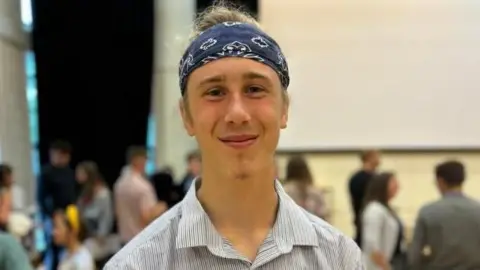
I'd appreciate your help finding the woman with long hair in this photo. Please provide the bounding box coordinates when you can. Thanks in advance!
[362,172,405,270]
[75,161,114,268]
[283,155,330,220]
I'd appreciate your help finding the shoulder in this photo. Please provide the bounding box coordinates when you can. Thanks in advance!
[365,201,381,209]
[363,201,386,214]
[96,187,111,199]
[303,210,362,267]
[282,182,298,193]
[308,186,324,197]
[0,233,21,248]
[466,196,480,208]
[362,202,392,223]
[74,247,94,268]
[0,233,31,269]
[114,176,130,192]
[104,204,183,269]
[418,199,446,219]
[349,170,362,181]
[39,165,53,177]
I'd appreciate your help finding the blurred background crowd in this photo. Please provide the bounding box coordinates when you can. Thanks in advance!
[1,0,480,269]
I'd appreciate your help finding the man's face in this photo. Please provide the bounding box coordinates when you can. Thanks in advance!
[188,158,202,176]
[49,149,70,167]
[132,156,147,173]
[369,152,381,170]
[180,58,289,173]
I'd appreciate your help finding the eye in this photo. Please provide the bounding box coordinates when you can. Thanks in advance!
[245,85,266,96]
[206,88,224,96]
[204,87,225,100]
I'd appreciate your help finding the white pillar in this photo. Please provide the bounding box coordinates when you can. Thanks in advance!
[152,0,197,179]
[0,0,34,206]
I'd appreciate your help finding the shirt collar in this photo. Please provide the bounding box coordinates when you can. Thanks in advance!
[175,179,318,251]
[120,166,145,180]
[443,190,464,197]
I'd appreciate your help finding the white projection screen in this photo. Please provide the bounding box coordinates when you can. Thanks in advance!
[260,0,480,151]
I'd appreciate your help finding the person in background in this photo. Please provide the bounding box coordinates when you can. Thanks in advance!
[408,160,480,270]
[362,172,405,270]
[348,149,381,247]
[53,205,94,270]
[75,161,98,186]
[179,150,201,196]
[159,165,174,178]
[37,140,77,270]
[0,231,33,270]
[76,161,114,268]
[151,166,180,208]
[0,164,26,212]
[283,155,330,221]
[0,164,13,231]
[114,146,167,245]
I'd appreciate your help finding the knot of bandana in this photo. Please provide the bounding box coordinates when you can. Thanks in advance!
[178,22,290,95]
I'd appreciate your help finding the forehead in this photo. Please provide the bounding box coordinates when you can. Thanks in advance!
[187,58,282,90]
[53,213,65,223]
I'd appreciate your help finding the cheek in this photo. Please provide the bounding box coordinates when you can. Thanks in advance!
[191,105,218,133]
[390,183,399,195]
[76,172,85,182]
[53,226,65,243]
[257,102,283,131]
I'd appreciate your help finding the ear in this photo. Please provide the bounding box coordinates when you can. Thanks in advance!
[280,93,289,129]
[179,99,195,136]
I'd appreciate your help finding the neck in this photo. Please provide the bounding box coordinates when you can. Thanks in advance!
[442,186,462,195]
[93,182,102,193]
[198,162,278,233]
[362,163,374,172]
[53,163,67,168]
[67,240,80,254]
[130,165,143,175]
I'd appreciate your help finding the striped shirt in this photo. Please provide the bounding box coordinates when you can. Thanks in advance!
[104,180,364,270]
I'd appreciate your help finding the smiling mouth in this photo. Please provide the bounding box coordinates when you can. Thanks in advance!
[218,135,259,149]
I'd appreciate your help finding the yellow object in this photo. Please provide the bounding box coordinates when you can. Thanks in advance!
[65,205,80,234]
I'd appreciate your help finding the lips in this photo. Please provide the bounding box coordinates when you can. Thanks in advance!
[218,134,258,149]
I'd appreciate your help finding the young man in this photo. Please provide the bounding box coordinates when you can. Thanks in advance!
[105,3,363,269]
[408,160,480,269]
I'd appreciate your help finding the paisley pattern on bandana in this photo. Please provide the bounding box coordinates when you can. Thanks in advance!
[178,22,290,95]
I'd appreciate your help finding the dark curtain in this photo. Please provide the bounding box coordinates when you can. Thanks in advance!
[32,0,154,187]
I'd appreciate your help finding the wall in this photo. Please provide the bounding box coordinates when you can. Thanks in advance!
[260,0,480,150]
[276,151,480,237]
[0,0,34,206]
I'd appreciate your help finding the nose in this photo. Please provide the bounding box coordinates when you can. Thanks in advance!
[224,93,251,125]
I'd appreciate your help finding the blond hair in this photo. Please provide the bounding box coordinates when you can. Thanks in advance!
[189,0,260,42]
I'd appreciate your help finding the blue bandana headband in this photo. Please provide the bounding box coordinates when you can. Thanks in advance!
[178,22,290,96]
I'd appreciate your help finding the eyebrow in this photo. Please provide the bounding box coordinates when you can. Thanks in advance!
[242,71,271,82]
[198,75,225,88]
[197,71,272,88]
